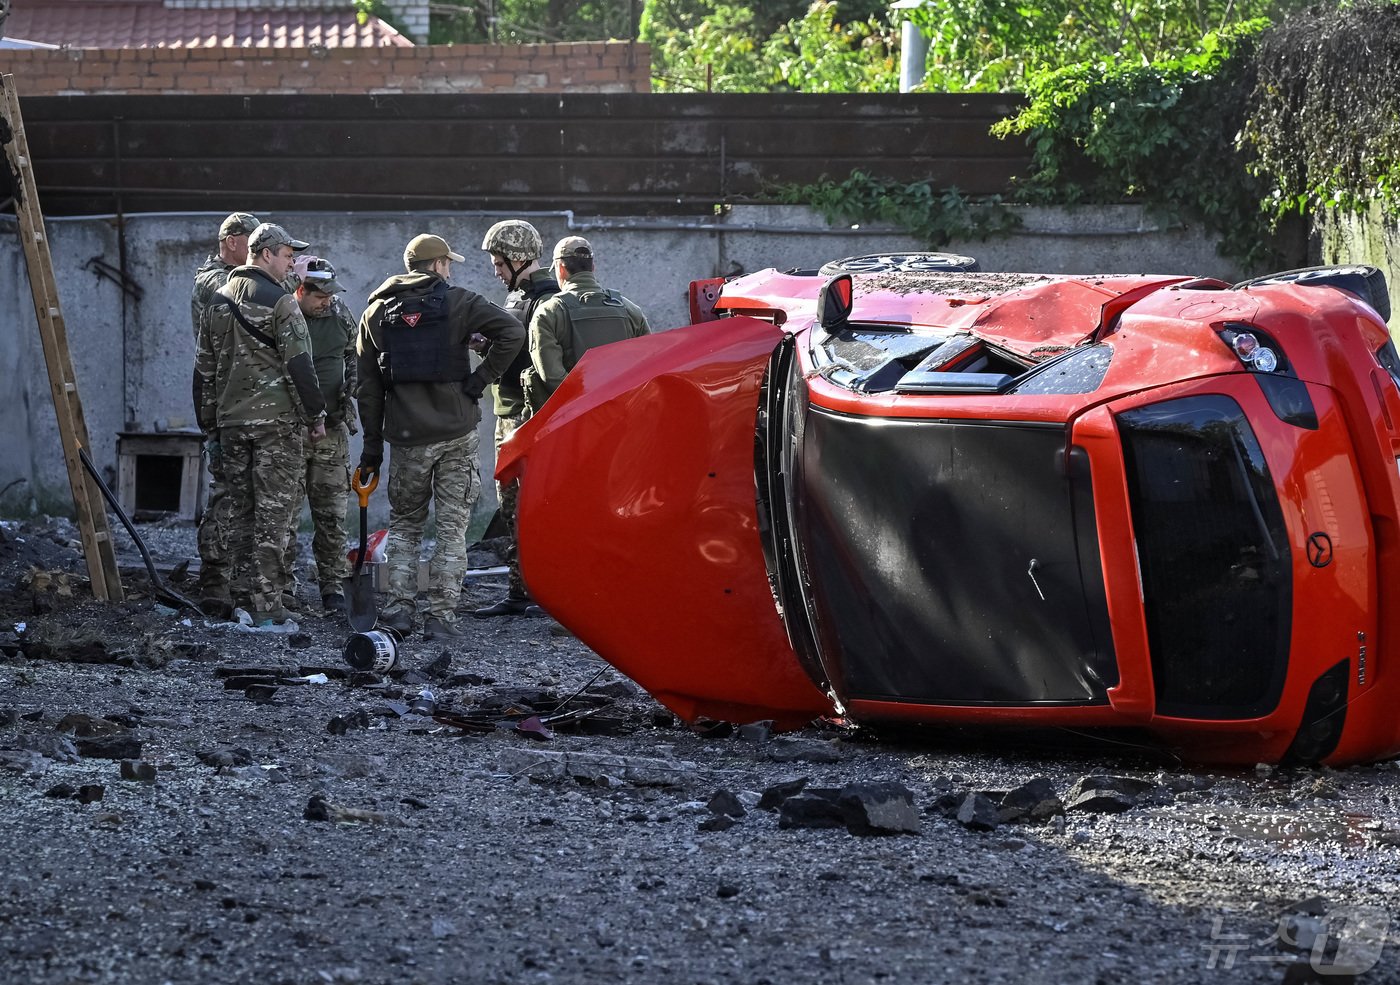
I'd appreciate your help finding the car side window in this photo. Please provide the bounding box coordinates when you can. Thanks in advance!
[1006,344,1113,395]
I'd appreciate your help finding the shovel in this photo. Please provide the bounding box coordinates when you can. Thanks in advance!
[346,466,380,632]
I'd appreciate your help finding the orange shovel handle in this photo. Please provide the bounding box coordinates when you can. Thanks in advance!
[351,467,380,507]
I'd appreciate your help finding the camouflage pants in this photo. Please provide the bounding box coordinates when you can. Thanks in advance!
[284,422,351,593]
[221,422,305,618]
[194,436,232,598]
[494,413,529,601]
[385,430,481,623]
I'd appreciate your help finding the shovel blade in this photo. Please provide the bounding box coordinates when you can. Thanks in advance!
[345,568,377,633]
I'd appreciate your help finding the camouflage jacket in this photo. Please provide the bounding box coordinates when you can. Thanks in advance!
[190,255,234,341]
[306,295,359,428]
[525,270,649,413]
[491,267,559,419]
[356,271,523,456]
[193,265,326,431]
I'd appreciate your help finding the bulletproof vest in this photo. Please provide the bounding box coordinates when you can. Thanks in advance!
[379,280,471,385]
[503,276,559,380]
[559,289,632,370]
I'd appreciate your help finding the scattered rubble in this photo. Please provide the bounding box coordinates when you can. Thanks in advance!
[0,516,1394,984]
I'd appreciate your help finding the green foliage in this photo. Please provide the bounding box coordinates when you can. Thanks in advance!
[427,0,639,43]
[992,25,1285,268]
[906,0,1315,92]
[1242,1,1400,220]
[645,0,897,92]
[771,169,1021,246]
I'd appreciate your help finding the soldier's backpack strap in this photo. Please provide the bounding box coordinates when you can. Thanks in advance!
[210,289,277,349]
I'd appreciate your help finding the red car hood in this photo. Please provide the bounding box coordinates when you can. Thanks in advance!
[496,318,834,727]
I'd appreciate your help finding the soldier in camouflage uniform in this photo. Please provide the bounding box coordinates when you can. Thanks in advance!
[194,223,328,626]
[356,234,523,640]
[522,235,650,416]
[190,212,259,612]
[283,258,358,614]
[472,220,558,618]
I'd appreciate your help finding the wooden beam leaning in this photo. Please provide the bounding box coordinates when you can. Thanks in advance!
[0,75,124,601]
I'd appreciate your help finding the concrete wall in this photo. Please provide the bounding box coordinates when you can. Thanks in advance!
[0,203,1249,524]
[1317,206,1400,333]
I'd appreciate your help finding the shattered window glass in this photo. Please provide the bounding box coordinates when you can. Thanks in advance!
[1007,344,1113,395]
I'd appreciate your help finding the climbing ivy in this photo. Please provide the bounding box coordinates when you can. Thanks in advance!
[991,24,1287,270]
[770,169,1021,248]
[1242,1,1400,220]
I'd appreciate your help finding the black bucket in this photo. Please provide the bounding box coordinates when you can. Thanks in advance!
[343,629,400,673]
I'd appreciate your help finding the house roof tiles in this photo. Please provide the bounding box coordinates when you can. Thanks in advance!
[5,1,412,48]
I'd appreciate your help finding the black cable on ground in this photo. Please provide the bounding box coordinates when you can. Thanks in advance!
[77,446,202,614]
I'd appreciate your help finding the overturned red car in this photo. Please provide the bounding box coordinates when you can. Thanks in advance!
[497,253,1400,766]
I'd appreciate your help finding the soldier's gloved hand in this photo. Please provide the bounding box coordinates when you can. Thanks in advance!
[358,451,383,478]
[463,372,488,402]
[292,254,319,280]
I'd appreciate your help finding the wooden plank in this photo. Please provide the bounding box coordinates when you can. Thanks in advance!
[0,74,123,602]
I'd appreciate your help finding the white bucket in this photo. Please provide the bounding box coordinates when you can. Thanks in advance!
[343,629,400,673]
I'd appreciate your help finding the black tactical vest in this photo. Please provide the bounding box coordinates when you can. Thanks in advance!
[503,276,560,382]
[379,280,471,385]
[560,290,632,370]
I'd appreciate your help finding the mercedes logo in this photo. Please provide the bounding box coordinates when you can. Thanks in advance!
[1307,532,1333,568]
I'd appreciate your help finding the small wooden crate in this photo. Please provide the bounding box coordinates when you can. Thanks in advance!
[115,430,206,520]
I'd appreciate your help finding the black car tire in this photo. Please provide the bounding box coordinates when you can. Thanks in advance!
[1236,264,1390,322]
[818,252,981,276]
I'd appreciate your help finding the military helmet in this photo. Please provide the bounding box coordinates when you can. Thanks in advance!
[481,220,544,263]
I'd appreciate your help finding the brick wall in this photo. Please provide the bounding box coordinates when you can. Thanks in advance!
[0,41,650,95]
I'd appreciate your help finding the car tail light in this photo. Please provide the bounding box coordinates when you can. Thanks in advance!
[1229,331,1279,371]
[1215,321,1288,375]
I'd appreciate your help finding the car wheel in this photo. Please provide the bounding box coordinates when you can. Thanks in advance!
[818,252,981,276]
[1236,264,1390,322]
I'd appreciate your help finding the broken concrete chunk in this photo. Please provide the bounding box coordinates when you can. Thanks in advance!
[839,782,920,836]
[778,794,847,830]
[955,792,1001,832]
[768,737,840,764]
[737,720,773,744]
[0,749,46,774]
[16,734,81,763]
[44,781,77,798]
[243,684,279,703]
[327,710,374,735]
[698,815,737,832]
[303,793,400,825]
[1066,788,1137,814]
[75,735,143,760]
[496,749,696,787]
[999,777,1063,823]
[196,746,254,768]
[758,777,810,811]
[119,759,158,782]
[706,789,746,818]
[76,784,104,804]
[1066,774,1155,802]
[0,707,18,728]
[422,650,452,679]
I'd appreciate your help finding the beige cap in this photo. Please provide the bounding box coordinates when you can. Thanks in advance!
[248,222,309,254]
[404,234,465,268]
[552,235,594,262]
[219,212,260,238]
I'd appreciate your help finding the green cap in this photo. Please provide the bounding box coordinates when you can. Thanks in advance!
[219,212,260,238]
[552,235,593,262]
[248,222,309,254]
[300,257,344,294]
